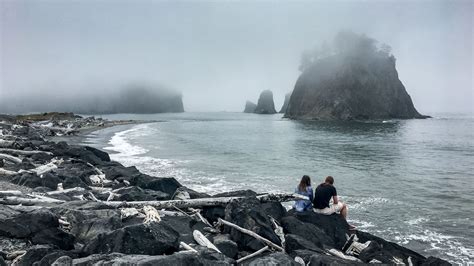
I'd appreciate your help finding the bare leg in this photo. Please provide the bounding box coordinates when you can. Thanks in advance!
[340,203,348,220]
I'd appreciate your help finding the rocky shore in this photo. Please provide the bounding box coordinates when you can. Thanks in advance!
[0,114,450,265]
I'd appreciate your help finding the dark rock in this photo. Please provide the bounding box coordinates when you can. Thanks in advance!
[242,252,299,266]
[114,186,169,201]
[11,172,62,190]
[202,206,226,224]
[160,215,207,244]
[101,163,141,180]
[286,32,427,120]
[244,101,257,113]
[279,93,291,113]
[36,251,76,266]
[214,190,257,198]
[213,234,238,259]
[289,249,322,263]
[15,245,55,266]
[30,153,53,164]
[83,222,180,255]
[422,256,452,266]
[84,146,110,162]
[0,256,5,266]
[173,186,211,199]
[285,234,324,254]
[0,209,59,238]
[281,216,334,248]
[289,210,349,249]
[52,208,122,243]
[224,197,281,252]
[254,90,277,114]
[356,230,426,265]
[261,202,287,222]
[132,175,181,197]
[31,228,75,250]
[62,176,89,189]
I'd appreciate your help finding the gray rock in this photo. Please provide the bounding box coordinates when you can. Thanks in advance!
[213,235,238,259]
[255,90,277,114]
[286,35,428,120]
[279,93,291,113]
[243,252,299,266]
[244,101,257,113]
[51,256,72,266]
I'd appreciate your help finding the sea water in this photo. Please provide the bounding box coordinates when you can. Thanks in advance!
[82,112,474,264]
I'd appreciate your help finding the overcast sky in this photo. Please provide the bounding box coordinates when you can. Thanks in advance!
[1,0,472,113]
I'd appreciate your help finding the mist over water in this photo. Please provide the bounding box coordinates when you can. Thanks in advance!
[82,112,474,264]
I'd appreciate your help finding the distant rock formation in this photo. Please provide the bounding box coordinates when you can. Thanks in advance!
[279,93,291,113]
[255,90,277,114]
[286,31,428,120]
[0,84,184,114]
[243,101,257,113]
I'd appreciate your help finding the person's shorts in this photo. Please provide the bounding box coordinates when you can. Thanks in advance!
[314,202,343,215]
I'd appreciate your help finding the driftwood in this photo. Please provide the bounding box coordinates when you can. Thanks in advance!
[0,190,23,197]
[193,230,221,253]
[100,193,308,209]
[0,148,53,156]
[180,242,198,253]
[0,153,22,164]
[0,168,17,175]
[217,218,284,252]
[46,187,86,196]
[270,216,285,249]
[236,246,269,263]
[143,205,161,223]
[0,195,65,205]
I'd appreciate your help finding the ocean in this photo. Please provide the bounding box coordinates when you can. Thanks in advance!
[81,112,474,264]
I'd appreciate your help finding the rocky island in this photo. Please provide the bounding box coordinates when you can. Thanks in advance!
[244,90,277,115]
[243,101,257,113]
[285,31,428,120]
[0,113,449,265]
[279,93,291,114]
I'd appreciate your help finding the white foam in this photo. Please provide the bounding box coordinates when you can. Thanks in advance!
[105,124,149,156]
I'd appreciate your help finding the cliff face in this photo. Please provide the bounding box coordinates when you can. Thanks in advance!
[243,101,257,113]
[255,90,277,114]
[279,93,291,113]
[285,54,426,120]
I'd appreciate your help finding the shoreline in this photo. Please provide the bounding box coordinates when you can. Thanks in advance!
[0,113,452,265]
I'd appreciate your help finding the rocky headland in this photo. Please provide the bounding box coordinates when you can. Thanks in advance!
[279,93,291,114]
[243,101,257,113]
[249,90,277,115]
[285,32,429,120]
[0,113,450,265]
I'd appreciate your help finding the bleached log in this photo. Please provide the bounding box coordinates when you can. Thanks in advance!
[193,230,221,253]
[0,195,65,205]
[100,193,308,209]
[180,242,198,253]
[189,207,213,227]
[7,250,26,260]
[236,246,269,263]
[270,216,285,249]
[0,168,17,175]
[0,148,53,156]
[217,218,284,252]
[143,205,161,223]
[46,187,86,196]
[326,249,361,262]
[0,190,23,197]
[32,159,63,175]
[0,153,22,164]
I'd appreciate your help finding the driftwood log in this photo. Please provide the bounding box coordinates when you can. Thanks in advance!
[193,230,221,253]
[236,246,269,263]
[217,218,284,252]
[0,148,53,156]
[0,153,22,164]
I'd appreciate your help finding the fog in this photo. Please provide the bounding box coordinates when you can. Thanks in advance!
[1,0,472,114]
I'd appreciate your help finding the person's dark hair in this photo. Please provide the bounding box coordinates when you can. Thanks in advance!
[325,176,334,185]
[298,175,311,192]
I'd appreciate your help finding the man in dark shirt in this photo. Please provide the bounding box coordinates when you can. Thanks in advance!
[313,176,353,227]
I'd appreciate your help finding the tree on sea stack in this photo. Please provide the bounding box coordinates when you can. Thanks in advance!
[286,30,429,120]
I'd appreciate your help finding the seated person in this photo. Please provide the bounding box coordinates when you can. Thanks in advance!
[313,176,355,229]
[293,175,314,212]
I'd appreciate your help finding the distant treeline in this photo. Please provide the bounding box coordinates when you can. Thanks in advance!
[0,85,184,114]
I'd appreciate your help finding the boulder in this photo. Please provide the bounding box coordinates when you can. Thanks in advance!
[36,251,77,266]
[289,210,349,249]
[242,252,299,266]
[281,216,334,248]
[213,234,238,259]
[173,186,211,199]
[202,206,226,224]
[11,172,62,190]
[160,215,207,244]
[286,32,427,120]
[244,101,257,113]
[224,197,281,252]
[31,228,75,250]
[356,230,426,265]
[14,245,55,266]
[51,256,73,266]
[279,93,291,113]
[131,174,181,197]
[422,256,451,266]
[261,202,287,222]
[308,253,365,265]
[114,186,169,201]
[0,208,59,238]
[254,90,277,114]
[84,146,110,162]
[285,234,324,254]
[83,222,180,255]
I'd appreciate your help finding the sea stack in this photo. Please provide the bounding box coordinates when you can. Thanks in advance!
[243,101,257,113]
[254,90,277,114]
[279,93,291,113]
[285,31,428,120]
